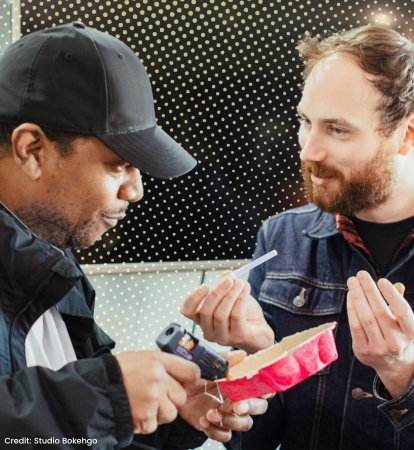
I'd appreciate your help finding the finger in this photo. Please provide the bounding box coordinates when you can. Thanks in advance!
[346,279,368,346]
[227,283,252,343]
[220,349,247,367]
[131,398,159,434]
[378,278,414,336]
[233,398,269,416]
[156,397,180,425]
[199,414,232,442]
[134,416,159,435]
[394,282,405,297]
[220,412,254,432]
[180,284,210,323]
[198,276,235,337]
[211,279,247,339]
[164,376,191,409]
[356,271,393,325]
[206,407,254,432]
[348,272,386,340]
[161,352,201,387]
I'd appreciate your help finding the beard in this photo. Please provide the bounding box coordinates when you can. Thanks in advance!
[301,141,397,216]
[15,202,117,250]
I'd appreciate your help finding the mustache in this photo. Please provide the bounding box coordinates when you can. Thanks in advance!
[301,162,342,178]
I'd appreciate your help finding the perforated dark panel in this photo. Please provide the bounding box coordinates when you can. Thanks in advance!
[18,0,414,263]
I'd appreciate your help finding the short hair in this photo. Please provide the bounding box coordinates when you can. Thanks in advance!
[0,123,84,159]
[297,25,414,136]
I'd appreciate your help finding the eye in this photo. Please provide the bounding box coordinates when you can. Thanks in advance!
[297,115,311,127]
[107,160,130,174]
[330,126,344,135]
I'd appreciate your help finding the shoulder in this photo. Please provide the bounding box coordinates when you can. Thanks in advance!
[262,204,324,230]
[257,204,337,245]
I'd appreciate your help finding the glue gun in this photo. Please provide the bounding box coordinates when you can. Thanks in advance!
[156,323,230,381]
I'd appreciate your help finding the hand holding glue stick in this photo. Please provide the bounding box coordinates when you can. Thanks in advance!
[181,250,277,355]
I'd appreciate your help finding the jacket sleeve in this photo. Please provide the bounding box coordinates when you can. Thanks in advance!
[374,375,414,444]
[0,354,134,449]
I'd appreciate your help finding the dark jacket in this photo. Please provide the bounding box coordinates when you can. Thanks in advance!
[237,204,414,450]
[0,203,205,450]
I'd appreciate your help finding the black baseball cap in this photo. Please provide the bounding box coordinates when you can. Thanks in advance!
[0,21,197,179]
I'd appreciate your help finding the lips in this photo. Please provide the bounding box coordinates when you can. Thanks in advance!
[104,214,126,220]
[310,173,334,185]
[101,213,126,228]
[302,162,339,186]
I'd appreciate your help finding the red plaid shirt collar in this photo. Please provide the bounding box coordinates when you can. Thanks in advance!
[336,214,414,274]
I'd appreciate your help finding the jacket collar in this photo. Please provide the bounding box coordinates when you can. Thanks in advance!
[301,208,341,239]
[0,202,83,300]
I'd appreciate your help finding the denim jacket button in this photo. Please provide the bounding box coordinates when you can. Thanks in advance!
[293,296,305,307]
[352,387,365,400]
[389,410,403,420]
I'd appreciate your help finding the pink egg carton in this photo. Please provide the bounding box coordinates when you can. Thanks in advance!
[217,322,338,402]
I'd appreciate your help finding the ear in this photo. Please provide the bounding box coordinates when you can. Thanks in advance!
[11,123,51,181]
[398,113,414,156]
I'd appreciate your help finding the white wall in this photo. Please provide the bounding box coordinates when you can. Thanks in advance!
[0,0,19,52]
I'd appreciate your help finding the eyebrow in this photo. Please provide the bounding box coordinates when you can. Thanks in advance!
[296,107,361,133]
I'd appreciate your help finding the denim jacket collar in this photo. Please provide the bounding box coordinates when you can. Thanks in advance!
[300,208,341,240]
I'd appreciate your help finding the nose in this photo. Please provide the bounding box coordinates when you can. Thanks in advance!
[118,167,144,203]
[299,125,327,163]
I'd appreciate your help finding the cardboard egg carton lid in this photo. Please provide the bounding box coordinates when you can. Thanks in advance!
[217,321,338,402]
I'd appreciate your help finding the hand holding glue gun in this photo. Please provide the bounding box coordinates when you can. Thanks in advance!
[181,250,277,354]
[156,325,269,440]
[177,349,270,442]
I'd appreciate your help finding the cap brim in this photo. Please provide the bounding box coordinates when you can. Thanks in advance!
[96,125,197,179]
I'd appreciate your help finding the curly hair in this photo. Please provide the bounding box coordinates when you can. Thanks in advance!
[297,25,414,136]
[0,123,84,159]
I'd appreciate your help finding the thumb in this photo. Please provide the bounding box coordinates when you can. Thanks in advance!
[394,282,405,296]
[220,349,247,367]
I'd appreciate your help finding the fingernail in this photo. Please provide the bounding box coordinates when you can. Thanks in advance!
[357,271,368,280]
[199,416,209,428]
[222,277,233,288]
[378,278,391,289]
[197,284,209,293]
[347,277,358,289]
[235,402,249,415]
[235,278,245,288]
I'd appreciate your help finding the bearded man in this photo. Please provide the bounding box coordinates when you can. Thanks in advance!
[182,25,414,450]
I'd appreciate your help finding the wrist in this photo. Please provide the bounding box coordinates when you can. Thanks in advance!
[377,366,414,399]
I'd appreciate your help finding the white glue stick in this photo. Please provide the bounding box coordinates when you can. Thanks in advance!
[231,249,277,278]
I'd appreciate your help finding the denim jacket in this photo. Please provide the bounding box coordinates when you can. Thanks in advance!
[239,204,414,450]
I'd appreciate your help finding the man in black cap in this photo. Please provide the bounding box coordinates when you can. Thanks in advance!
[0,22,268,449]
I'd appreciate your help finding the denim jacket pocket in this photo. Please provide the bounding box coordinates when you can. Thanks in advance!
[258,274,347,375]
